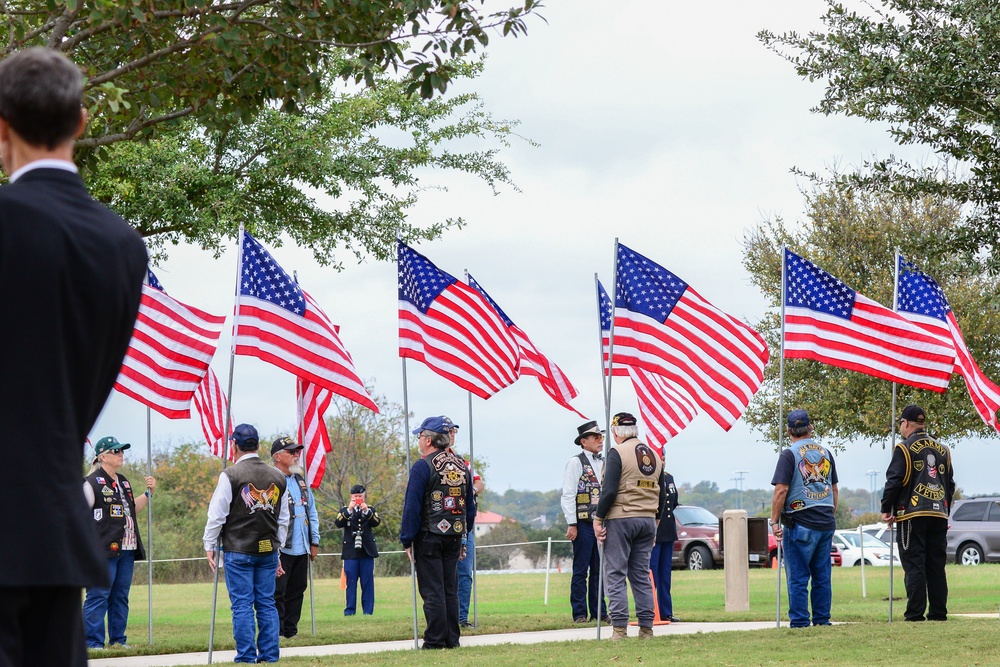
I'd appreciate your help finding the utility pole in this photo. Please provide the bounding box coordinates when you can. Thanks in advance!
[733,470,749,510]
[867,470,879,514]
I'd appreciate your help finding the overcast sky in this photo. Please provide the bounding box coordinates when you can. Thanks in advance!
[93,0,1000,500]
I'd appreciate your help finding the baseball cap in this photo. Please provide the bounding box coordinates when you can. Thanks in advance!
[411,416,454,435]
[94,436,131,456]
[231,423,259,449]
[898,404,926,424]
[611,412,637,427]
[787,409,810,429]
[270,435,303,456]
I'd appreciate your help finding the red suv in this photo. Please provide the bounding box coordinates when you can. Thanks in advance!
[672,505,723,570]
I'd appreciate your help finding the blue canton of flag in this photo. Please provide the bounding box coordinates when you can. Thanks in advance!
[397,243,457,313]
[598,281,613,333]
[615,244,688,322]
[784,250,855,319]
[240,233,306,315]
[897,259,950,320]
[147,269,164,292]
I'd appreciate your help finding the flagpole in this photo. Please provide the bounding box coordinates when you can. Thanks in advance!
[400,358,420,650]
[889,249,901,624]
[209,222,246,665]
[596,239,620,641]
[467,390,478,627]
[776,245,788,629]
[146,406,153,645]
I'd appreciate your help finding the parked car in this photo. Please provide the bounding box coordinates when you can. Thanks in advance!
[769,530,842,567]
[831,542,842,567]
[861,522,897,546]
[673,505,722,570]
[946,497,1000,565]
[831,530,900,566]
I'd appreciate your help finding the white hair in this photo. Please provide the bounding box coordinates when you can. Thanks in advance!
[613,424,638,440]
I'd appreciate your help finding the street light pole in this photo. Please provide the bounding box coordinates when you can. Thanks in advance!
[733,470,748,510]
[867,470,879,514]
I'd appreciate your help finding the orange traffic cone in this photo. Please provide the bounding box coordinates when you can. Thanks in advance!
[339,565,348,591]
[630,570,672,626]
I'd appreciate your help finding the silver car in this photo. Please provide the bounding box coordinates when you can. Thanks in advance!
[946,497,1000,565]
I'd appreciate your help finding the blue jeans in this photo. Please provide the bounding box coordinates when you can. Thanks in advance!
[343,558,375,615]
[650,541,674,618]
[457,531,475,623]
[83,550,135,648]
[782,523,834,627]
[570,522,607,620]
[224,550,280,663]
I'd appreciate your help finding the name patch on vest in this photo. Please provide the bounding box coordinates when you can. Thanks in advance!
[634,443,658,476]
[636,479,656,489]
[258,539,273,553]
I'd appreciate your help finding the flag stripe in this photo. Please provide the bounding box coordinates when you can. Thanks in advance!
[194,369,234,460]
[299,380,333,489]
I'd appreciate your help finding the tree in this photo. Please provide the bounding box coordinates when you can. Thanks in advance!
[742,184,1000,449]
[12,0,542,155]
[476,519,527,570]
[759,1,1000,271]
[89,58,528,263]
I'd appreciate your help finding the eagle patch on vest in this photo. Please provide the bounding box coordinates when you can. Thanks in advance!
[634,443,658,476]
[241,483,281,514]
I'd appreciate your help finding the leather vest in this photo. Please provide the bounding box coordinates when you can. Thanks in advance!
[575,452,602,521]
[785,438,835,514]
[85,467,145,560]
[221,457,287,555]
[283,473,310,549]
[421,448,469,536]
[606,437,662,520]
[893,430,952,521]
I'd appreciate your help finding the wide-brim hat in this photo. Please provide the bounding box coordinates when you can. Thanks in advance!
[574,420,605,446]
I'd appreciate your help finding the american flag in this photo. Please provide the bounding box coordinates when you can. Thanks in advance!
[612,244,769,430]
[468,274,586,418]
[599,281,696,452]
[234,232,378,413]
[298,379,333,488]
[783,249,955,391]
[897,256,1000,430]
[194,368,235,460]
[397,241,519,399]
[114,270,226,419]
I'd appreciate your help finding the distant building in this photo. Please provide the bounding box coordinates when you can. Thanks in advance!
[474,510,505,537]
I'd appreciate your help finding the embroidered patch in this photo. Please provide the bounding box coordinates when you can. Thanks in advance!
[636,479,655,488]
[110,504,124,518]
[453,521,463,533]
[240,483,280,514]
[449,487,462,497]
[109,542,120,552]
[94,509,103,521]
[431,491,444,501]
[96,477,106,484]
[258,539,273,553]
[789,500,806,511]
[577,493,591,504]
[101,486,113,497]
[436,519,452,532]
[634,443,658,476]
[444,497,456,510]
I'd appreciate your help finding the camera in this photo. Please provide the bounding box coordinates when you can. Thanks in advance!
[354,529,364,551]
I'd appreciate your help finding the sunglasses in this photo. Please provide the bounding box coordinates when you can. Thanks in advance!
[108,448,123,455]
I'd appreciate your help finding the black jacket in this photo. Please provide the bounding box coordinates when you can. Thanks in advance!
[0,167,146,587]
[656,471,679,543]
[336,505,381,559]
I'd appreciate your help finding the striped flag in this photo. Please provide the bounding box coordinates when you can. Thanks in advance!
[397,241,519,399]
[783,249,954,391]
[468,274,586,418]
[612,244,769,430]
[234,232,378,413]
[599,280,696,452]
[897,256,1000,430]
[114,271,226,419]
[298,379,333,488]
[194,368,235,460]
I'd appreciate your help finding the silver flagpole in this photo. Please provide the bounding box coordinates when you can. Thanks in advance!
[596,239,620,640]
[776,246,788,628]
[592,273,611,636]
[402,358,420,649]
[209,223,246,664]
[467,390,478,627]
[146,406,153,645]
[889,250,901,624]
[292,271,317,637]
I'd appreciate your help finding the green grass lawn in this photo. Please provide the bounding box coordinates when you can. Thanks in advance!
[103,564,1000,662]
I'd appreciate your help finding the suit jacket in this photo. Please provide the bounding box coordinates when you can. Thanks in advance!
[0,167,146,588]
[335,505,381,559]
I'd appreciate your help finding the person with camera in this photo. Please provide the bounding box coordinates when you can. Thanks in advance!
[270,436,320,638]
[335,484,381,615]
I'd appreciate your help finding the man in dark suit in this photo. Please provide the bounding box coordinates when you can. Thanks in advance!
[0,48,147,666]
[335,484,381,615]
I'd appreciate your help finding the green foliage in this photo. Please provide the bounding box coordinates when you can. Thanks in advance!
[479,488,565,526]
[519,525,571,566]
[742,184,1000,450]
[476,519,527,570]
[760,0,1000,272]
[5,0,542,150]
[87,59,527,264]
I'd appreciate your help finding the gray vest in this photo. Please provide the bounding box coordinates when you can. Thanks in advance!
[221,457,287,555]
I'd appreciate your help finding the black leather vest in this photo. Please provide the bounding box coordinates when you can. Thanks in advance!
[575,452,602,521]
[893,431,952,521]
[85,467,145,560]
[421,448,469,536]
[221,457,287,554]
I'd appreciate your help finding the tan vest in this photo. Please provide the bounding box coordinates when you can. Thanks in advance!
[606,437,662,520]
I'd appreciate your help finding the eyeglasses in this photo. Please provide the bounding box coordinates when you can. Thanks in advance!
[108,448,123,455]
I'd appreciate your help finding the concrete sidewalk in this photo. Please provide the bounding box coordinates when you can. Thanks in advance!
[89,621,784,666]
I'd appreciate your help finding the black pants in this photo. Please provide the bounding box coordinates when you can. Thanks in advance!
[0,586,87,667]
[274,553,310,637]
[413,533,462,649]
[897,517,949,621]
